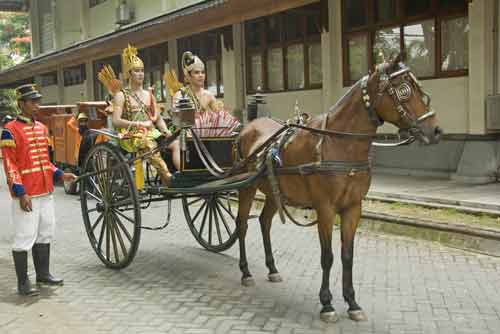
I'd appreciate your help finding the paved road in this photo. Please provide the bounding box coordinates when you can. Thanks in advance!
[1,185,500,334]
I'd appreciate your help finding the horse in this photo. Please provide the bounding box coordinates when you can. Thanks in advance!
[235,54,442,323]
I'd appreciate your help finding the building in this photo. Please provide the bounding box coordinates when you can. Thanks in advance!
[0,0,498,183]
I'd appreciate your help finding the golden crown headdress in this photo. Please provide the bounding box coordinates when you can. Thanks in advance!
[122,44,144,80]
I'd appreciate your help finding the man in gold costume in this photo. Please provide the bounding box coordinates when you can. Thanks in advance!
[173,51,221,114]
[110,45,175,186]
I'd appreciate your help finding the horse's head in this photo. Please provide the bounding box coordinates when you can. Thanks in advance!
[369,53,442,145]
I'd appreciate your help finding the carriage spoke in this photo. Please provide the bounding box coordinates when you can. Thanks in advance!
[214,203,232,236]
[97,216,107,251]
[109,219,120,263]
[87,207,99,214]
[111,211,133,243]
[208,204,213,245]
[187,197,204,206]
[90,213,105,233]
[191,201,208,225]
[105,214,111,261]
[212,204,223,245]
[198,203,210,238]
[110,215,129,258]
[112,208,136,225]
[88,177,104,198]
[216,198,236,220]
[86,190,103,202]
[110,198,135,210]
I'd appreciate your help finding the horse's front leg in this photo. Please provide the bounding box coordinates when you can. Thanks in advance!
[340,205,367,321]
[259,198,281,282]
[237,187,257,286]
[316,206,339,323]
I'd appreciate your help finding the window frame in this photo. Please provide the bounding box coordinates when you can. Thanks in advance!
[89,0,107,8]
[245,3,324,94]
[139,43,169,103]
[341,0,469,86]
[40,71,58,87]
[63,64,86,87]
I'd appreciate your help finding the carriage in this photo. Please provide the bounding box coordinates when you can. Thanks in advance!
[78,94,262,269]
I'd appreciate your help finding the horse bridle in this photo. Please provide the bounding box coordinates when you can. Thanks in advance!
[361,64,436,144]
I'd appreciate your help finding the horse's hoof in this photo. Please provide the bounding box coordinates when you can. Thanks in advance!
[267,273,282,283]
[320,311,339,323]
[241,277,255,287]
[348,309,367,321]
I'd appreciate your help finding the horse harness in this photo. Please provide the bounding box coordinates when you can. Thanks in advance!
[262,64,436,226]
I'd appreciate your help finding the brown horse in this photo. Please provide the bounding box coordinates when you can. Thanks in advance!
[235,54,442,323]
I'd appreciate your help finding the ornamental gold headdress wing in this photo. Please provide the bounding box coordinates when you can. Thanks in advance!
[163,69,184,97]
[97,65,122,96]
[122,44,144,80]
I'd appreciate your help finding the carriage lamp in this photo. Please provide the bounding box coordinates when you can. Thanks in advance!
[247,87,267,122]
[174,93,195,157]
[173,93,195,128]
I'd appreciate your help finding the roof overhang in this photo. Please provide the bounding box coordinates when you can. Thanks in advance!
[0,0,27,12]
[0,0,318,88]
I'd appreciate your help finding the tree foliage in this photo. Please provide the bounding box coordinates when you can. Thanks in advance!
[0,12,29,117]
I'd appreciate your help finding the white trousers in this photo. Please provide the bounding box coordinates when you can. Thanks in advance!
[11,194,56,251]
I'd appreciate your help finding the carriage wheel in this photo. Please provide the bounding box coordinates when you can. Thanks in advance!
[80,143,141,269]
[182,191,239,252]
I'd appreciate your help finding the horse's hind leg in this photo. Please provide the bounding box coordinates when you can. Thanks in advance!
[259,197,282,283]
[340,205,367,321]
[237,186,257,287]
[316,205,339,323]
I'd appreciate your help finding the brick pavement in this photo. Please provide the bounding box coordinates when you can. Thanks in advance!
[1,184,500,334]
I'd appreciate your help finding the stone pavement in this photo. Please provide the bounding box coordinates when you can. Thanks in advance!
[1,184,500,334]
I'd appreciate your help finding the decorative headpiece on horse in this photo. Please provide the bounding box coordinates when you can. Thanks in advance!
[181,51,205,80]
[122,44,144,80]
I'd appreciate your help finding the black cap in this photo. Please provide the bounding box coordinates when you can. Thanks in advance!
[15,84,42,101]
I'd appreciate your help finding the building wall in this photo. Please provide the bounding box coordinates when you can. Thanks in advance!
[88,0,117,39]
[39,85,59,105]
[56,0,81,48]
[63,83,86,104]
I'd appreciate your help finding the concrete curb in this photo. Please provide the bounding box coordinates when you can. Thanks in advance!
[362,210,500,241]
[361,210,500,257]
[367,192,500,216]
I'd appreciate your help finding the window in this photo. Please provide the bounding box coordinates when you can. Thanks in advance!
[245,2,323,93]
[40,72,58,87]
[342,0,469,84]
[89,0,107,8]
[178,29,224,97]
[63,64,86,87]
[93,55,121,100]
[139,43,168,102]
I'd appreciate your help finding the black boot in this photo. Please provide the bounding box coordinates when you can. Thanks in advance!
[12,251,39,296]
[32,243,64,285]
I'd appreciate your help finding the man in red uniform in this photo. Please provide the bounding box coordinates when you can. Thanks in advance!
[0,84,77,296]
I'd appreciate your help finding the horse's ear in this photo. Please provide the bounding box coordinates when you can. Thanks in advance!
[389,51,407,71]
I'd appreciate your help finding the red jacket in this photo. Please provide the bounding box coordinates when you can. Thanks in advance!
[0,116,62,198]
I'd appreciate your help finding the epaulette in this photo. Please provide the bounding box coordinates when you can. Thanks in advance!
[0,128,16,148]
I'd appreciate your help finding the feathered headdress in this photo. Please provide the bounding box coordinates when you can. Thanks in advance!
[122,44,144,80]
[163,69,184,97]
[97,65,122,96]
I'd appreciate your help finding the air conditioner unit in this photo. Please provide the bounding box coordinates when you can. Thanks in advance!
[116,2,132,26]
[486,94,500,131]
